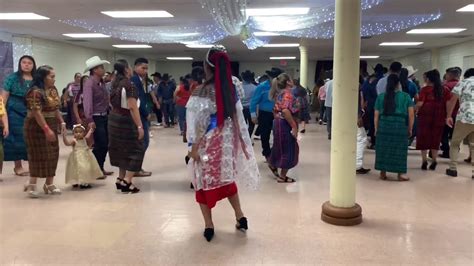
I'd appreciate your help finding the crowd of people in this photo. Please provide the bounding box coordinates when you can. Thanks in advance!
[0,47,472,241]
[313,61,474,180]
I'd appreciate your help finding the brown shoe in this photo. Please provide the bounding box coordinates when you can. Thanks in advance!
[134,170,152,177]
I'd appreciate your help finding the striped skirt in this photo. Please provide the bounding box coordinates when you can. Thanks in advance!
[375,115,409,173]
[24,116,59,178]
[269,118,299,169]
[4,97,28,161]
[108,112,145,172]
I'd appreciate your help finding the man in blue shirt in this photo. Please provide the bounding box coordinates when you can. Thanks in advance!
[157,73,176,128]
[376,62,402,95]
[130,58,152,177]
[250,67,282,160]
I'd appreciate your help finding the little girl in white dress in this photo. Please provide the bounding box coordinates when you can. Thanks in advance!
[63,125,103,189]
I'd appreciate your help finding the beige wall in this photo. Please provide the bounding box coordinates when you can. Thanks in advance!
[396,40,474,77]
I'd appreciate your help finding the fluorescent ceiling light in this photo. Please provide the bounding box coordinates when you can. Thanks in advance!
[63,33,110,38]
[457,4,474,12]
[166,57,193,60]
[185,44,214,48]
[101,10,173,18]
[379,42,423,46]
[407,28,466,34]
[246,8,310,16]
[113,44,152,49]
[254,31,281,36]
[360,55,380,59]
[270,56,296,60]
[0,13,49,20]
[263,43,300,48]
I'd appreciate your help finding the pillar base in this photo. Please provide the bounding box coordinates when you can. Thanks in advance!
[321,201,362,226]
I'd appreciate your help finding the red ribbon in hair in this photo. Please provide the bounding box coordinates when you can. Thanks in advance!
[209,52,235,126]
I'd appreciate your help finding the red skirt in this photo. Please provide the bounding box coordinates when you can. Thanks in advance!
[195,182,238,209]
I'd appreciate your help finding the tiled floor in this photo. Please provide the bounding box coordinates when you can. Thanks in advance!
[0,122,472,265]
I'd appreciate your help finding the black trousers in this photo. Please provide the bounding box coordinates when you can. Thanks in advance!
[326,107,333,137]
[93,115,109,171]
[258,110,274,158]
[243,107,255,138]
[441,125,454,155]
[319,100,326,121]
[153,106,162,124]
[366,108,376,145]
[162,102,175,126]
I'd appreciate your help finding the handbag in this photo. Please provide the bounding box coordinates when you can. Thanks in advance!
[121,87,140,109]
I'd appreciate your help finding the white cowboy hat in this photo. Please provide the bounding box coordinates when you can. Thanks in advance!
[405,65,418,77]
[84,56,110,73]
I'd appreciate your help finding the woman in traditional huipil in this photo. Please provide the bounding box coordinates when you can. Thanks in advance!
[2,55,37,176]
[23,65,66,198]
[416,69,452,170]
[108,59,145,194]
[186,46,259,242]
[268,73,300,183]
[374,74,415,181]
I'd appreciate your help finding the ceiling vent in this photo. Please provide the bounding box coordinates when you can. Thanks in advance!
[361,36,373,39]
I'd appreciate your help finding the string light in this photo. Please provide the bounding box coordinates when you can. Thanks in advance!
[60,0,441,50]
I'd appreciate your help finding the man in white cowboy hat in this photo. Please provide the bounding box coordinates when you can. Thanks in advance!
[405,66,418,79]
[83,56,114,178]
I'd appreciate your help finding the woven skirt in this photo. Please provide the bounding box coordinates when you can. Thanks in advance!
[4,97,28,161]
[269,118,299,169]
[375,115,409,173]
[108,112,145,172]
[24,116,59,178]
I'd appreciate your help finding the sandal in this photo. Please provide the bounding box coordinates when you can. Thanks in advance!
[121,180,140,194]
[379,174,388,180]
[268,165,279,178]
[397,175,410,182]
[277,176,296,183]
[14,168,29,177]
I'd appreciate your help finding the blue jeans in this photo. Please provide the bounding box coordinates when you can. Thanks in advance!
[176,105,186,133]
[141,115,150,152]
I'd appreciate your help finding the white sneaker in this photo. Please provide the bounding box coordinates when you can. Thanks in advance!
[149,132,154,138]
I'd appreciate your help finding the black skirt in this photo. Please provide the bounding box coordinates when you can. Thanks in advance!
[108,112,145,172]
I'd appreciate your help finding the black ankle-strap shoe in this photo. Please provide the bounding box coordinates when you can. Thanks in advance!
[203,228,214,242]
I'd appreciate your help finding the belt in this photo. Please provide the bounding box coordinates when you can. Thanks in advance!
[27,111,56,118]
[93,112,108,116]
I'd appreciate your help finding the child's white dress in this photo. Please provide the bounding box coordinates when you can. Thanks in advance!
[65,139,103,184]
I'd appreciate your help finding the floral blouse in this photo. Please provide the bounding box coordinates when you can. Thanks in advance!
[25,86,61,112]
[273,89,300,118]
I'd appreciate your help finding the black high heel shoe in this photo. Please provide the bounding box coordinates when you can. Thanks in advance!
[203,228,214,242]
[121,180,140,194]
[421,161,428,170]
[429,161,438,170]
[236,217,248,231]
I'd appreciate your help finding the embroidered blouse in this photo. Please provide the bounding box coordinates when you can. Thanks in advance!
[25,86,60,112]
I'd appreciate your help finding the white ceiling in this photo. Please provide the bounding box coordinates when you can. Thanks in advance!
[0,0,473,61]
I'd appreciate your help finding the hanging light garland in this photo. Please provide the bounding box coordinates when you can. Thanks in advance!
[60,0,441,50]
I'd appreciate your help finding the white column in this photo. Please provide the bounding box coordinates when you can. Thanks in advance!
[321,0,362,226]
[299,44,309,88]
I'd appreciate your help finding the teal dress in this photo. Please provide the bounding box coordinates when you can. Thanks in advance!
[3,73,32,161]
[374,91,413,173]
